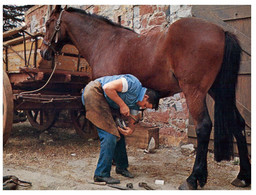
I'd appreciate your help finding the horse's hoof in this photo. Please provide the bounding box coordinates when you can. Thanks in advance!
[178,181,196,190]
[231,178,250,187]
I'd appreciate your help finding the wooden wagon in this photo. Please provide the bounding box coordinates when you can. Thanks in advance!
[3,26,95,145]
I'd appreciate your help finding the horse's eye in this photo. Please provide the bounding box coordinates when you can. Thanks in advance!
[45,19,52,28]
[46,22,50,28]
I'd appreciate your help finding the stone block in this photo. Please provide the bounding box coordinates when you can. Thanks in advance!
[148,15,166,26]
[140,5,156,15]
[170,5,180,14]
[181,144,195,155]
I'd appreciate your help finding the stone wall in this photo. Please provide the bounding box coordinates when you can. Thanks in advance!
[25,5,192,146]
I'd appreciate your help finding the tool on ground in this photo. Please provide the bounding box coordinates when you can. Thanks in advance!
[138,182,154,190]
[88,181,107,185]
[3,175,32,190]
[126,183,133,189]
[108,184,134,190]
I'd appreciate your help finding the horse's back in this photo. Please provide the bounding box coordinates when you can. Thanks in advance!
[170,17,224,37]
[167,17,225,54]
[166,17,225,95]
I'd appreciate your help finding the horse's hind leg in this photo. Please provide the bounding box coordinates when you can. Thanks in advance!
[179,93,212,190]
[231,107,251,187]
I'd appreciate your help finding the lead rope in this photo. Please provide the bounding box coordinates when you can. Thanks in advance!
[18,55,58,96]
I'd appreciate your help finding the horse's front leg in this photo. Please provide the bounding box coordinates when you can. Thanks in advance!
[179,98,212,190]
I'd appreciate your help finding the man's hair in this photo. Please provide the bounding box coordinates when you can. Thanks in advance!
[145,88,160,110]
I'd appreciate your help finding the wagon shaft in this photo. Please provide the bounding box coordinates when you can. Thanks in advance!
[14,93,83,110]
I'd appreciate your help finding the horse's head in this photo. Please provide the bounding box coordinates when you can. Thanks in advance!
[40,5,68,61]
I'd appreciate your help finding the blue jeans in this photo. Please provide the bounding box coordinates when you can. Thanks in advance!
[94,128,128,177]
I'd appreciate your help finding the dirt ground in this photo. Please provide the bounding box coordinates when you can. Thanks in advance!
[3,121,251,190]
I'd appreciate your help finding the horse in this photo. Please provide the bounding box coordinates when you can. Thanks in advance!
[40,5,251,189]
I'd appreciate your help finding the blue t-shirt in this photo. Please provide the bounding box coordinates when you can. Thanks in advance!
[82,74,146,110]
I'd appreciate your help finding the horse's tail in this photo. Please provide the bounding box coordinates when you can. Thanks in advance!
[211,31,243,162]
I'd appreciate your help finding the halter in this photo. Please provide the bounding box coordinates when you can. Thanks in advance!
[43,10,65,52]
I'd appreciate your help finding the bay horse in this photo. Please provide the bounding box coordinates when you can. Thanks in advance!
[40,5,251,189]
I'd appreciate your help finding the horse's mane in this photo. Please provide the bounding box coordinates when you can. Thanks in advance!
[66,7,134,32]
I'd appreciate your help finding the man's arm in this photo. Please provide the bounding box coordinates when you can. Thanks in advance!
[102,79,130,116]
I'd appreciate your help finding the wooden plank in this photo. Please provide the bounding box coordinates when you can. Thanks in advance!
[38,55,90,72]
[239,51,251,75]
[62,44,80,55]
[5,39,40,71]
[190,97,251,129]
[126,125,159,149]
[3,26,27,39]
[19,67,91,77]
[4,32,43,46]
[192,9,251,55]
[225,18,251,38]
[236,75,251,127]
[7,41,35,53]
[239,61,251,75]
[192,5,233,12]
[211,5,251,21]
[188,137,251,156]
[188,125,251,145]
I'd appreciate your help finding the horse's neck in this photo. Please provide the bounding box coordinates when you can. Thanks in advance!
[63,12,163,71]
[64,13,129,63]
[63,13,102,62]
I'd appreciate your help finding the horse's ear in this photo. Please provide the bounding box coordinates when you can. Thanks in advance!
[54,5,62,13]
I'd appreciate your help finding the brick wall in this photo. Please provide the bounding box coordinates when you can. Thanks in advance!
[25,5,49,33]
[25,5,192,146]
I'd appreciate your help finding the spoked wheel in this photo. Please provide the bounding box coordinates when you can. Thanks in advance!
[3,72,14,146]
[25,109,58,131]
[70,110,98,140]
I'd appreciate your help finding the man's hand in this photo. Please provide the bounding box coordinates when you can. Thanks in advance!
[120,104,130,117]
[118,126,133,136]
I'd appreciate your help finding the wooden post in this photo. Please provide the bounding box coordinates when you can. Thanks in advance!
[22,32,27,66]
[34,37,38,68]
[77,54,81,71]
[5,46,8,71]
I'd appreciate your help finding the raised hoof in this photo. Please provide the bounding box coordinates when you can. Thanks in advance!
[231,178,250,187]
[178,181,196,190]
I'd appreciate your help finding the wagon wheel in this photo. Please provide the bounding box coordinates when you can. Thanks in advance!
[70,110,98,140]
[3,72,14,146]
[25,109,58,131]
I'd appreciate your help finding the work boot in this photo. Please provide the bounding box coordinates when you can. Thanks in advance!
[94,176,120,184]
[116,167,134,178]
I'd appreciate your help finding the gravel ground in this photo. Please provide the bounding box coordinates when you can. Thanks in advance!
[3,121,251,190]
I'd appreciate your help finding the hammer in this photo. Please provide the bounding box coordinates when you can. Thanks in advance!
[108,183,134,190]
[138,182,154,190]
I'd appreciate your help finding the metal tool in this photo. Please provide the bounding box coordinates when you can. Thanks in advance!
[126,183,133,189]
[138,182,154,190]
[115,117,127,129]
[3,175,32,190]
[108,184,130,190]
[88,181,107,185]
[129,115,140,124]
[115,114,141,129]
